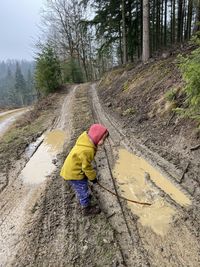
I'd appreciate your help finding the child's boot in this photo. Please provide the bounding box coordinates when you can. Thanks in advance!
[82,205,101,216]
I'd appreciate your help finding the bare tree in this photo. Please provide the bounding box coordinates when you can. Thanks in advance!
[40,0,97,80]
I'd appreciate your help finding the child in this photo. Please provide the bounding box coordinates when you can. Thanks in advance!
[60,124,109,215]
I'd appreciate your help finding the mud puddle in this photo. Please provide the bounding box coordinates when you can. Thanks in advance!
[20,129,66,185]
[0,107,28,138]
[113,148,191,236]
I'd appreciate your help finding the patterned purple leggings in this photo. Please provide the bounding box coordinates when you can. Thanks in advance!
[68,178,90,207]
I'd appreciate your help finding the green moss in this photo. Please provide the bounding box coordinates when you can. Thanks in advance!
[165,89,177,101]
[122,108,135,116]
[123,81,129,91]
[97,233,104,246]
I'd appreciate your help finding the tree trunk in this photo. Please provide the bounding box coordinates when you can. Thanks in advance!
[122,0,127,64]
[161,0,164,47]
[182,0,186,42]
[140,0,143,57]
[152,0,156,52]
[136,0,140,58]
[143,0,150,62]
[193,0,200,33]
[164,0,167,46]
[156,0,161,49]
[185,0,193,39]
[118,23,123,64]
[171,0,176,44]
[177,0,183,42]
[128,0,134,62]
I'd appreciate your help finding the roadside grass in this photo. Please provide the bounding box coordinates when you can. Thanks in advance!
[0,93,59,166]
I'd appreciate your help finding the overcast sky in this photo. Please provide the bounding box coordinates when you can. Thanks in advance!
[0,0,44,61]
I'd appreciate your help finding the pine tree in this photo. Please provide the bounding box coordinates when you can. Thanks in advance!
[35,44,61,95]
[6,67,15,106]
[15,62,27,106]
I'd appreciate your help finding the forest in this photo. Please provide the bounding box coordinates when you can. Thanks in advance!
[0,60,37,108]
[35,0,200,85]
[1,0,200,106]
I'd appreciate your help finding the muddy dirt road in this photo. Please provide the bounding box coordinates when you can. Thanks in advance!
[0,108,28,138]
[0,84,199,267]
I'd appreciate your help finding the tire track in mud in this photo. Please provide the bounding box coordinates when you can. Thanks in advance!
[89,83,200,267]
[88,85,150,267]
[2,83,199,267]
[91,84,192,203]
[0,89,73,267]
[6,85,123,267]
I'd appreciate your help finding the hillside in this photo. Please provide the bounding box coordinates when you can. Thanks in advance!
[97,50,200,203]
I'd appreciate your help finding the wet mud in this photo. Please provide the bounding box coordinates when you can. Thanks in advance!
[91,83,200,267]
[0,83,199,267]
[0,86,123,267]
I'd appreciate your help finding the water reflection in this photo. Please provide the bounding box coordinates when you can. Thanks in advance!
[113,149,191,235]
[21,129,66,185]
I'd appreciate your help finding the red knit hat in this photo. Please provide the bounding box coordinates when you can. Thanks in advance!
[88,124,108,145]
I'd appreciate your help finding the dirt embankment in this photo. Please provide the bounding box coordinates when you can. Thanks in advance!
[89,83,199,267]
[97,55,200,204]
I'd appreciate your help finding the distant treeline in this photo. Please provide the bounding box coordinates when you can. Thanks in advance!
[0,60,37,108]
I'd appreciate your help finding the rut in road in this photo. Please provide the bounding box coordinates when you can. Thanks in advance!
[0,88,74,266]
[1,83,199,267]
[89,83,200,267]
[7,85,123,267]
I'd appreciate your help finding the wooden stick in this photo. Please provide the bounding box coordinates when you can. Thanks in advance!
[179,162,190,183]
[190,144,200,151]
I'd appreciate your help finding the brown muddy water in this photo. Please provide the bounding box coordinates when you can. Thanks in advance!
[20,129,66,185]
[113,149,191,236]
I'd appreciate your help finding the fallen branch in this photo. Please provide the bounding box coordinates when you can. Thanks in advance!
[190,144,200,151]
[179,162,190,183]
[143,138,149,145]
[167,112,175,126]
[97,181,151,206]
[106,212,116,219]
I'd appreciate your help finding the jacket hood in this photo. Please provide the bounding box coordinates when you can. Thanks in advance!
[76,131,96,148]
[88,124,108,145]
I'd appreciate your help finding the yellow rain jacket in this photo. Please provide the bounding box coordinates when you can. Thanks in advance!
[60,131,97,181]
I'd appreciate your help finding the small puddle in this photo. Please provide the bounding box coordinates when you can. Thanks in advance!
[21,129,66,185]
[113,149,191,236]
[25,135,44,158]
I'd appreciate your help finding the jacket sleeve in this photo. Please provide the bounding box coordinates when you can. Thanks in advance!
[79,150,96,181]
